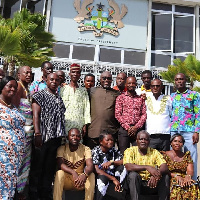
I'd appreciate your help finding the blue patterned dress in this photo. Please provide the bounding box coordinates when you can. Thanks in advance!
[0,103,26,199]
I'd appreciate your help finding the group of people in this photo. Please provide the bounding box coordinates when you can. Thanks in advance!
[0,61,199,200]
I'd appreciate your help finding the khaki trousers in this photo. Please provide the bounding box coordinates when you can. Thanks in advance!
[53,170,95,200]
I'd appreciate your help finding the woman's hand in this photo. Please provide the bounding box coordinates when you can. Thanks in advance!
[101,161,112,170]
[113,178,121,192]
[183,175,194,187]
[176,175,185,187]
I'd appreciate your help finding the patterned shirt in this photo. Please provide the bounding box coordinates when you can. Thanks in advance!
[32,89,66,143]
[60,85,91,134]
[123,146,166,180]
[92,146,123,176]
[115,92,147,130]
[170,89,200,133]
[30,79,47,95]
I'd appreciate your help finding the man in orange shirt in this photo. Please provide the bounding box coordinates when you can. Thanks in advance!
[113,72,127,94]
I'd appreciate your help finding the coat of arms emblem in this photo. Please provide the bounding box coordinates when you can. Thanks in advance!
[74,0,128,37]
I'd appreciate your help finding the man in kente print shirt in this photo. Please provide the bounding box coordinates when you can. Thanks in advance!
[171,73,200,180]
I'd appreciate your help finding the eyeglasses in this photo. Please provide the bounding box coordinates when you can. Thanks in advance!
[151,85,161,88]
[102,77,112,80]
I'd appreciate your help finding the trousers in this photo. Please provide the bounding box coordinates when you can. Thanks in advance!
[128,172,170,200]
[53,170,95,200]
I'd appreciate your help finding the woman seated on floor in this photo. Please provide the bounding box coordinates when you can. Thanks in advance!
[162,133,200,200]
[92,131,127,200]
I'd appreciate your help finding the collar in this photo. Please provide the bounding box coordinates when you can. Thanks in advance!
[141,85,151,92]
[176,89,188,94]
[125,91,138,97]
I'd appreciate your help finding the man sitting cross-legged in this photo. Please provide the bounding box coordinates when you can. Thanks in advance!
[124,130,170,200]
[53,128,95,200]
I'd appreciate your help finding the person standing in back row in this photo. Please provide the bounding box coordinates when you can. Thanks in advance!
[146,79,172,151]
[87,71,120,149]
[136,70,153,99]
[115,76,146,154]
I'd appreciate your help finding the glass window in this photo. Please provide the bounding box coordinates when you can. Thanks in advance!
[151,53,171,68]
[124,51,145,65]
[174,56,187,61]
[152,3,172,11]
[152,14,171,50]
[53,43,70,58]
[175,5,194,14]
[72,46,95,61]
[99,48,121,63]
[3,0,21,18]
[27,0,45,14]
[174,16,193,53]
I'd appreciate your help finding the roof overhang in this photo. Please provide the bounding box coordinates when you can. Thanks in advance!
[152,0,200,6]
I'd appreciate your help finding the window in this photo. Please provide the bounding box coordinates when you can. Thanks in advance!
[124,51,145,65]
[72,46,95,61]
[99,48,121,63]
[27,0,46,14]
[151,3,194,68]
[3,0,21,18]
[53,43,70,58]
[152,14,171,50]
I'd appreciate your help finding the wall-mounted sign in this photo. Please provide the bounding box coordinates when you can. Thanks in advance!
[49,0,148,50]
[74,0,128,37]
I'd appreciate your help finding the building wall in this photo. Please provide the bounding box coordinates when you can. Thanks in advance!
[1,0,200,91]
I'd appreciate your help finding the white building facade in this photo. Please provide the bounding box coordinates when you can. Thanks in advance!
[1,0,200,90]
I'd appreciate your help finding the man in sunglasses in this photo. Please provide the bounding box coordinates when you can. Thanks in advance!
[86,71,120,149]
[146,79,172,151]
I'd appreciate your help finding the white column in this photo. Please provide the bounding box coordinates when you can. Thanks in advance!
[145,0,152,70]
[195,6,200,60]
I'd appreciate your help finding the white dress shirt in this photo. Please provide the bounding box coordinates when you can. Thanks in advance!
[145,94,172,135]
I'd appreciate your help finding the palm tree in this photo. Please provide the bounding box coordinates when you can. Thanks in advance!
[160,55,200,91]
[0,9,55,76]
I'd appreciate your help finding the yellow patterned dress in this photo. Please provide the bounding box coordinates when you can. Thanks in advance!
[162,151,200,200]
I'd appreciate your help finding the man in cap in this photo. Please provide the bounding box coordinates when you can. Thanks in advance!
[60,63,90,137]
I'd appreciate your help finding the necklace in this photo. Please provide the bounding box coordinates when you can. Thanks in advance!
[146,95,169,115]
[19,81,31,102]
[0,98,12,107]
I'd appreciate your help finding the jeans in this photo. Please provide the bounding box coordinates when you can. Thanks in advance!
[171,131,197,180]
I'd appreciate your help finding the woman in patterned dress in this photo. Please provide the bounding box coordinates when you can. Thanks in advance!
[162,134,200,200]
[0,76,26,199]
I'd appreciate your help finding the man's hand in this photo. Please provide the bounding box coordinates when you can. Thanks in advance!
[72,171,79,184]
[147,176,158,188]
[146,166,161,180]
[112,178,121,192]
[34,135,42,148]
[128,126,137,137]
[140,93,147,100]
[74,174,87,189]
[192,132,199,144]
[101,161,112,170]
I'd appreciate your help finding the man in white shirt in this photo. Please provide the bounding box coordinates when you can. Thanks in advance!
[136,70,153,98]
[146,79,172,151]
